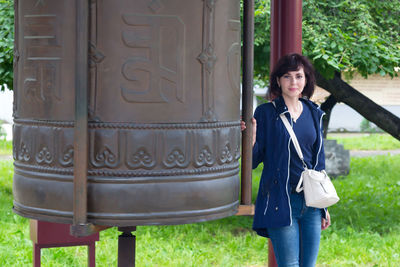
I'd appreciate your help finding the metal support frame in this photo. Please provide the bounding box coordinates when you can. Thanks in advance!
[30,220,99,267]
[118,227,137,267]
[71,0,92,237]
[269,1,303,266]
[240,0,255,209]
[270,0,303,67]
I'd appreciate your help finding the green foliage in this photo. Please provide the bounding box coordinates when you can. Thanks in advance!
[253,0,271,81]
[253,0,400,81]
[0,0,13,91]
[303,0,400,79]
[0,139,12,155]
[328,133,400,150]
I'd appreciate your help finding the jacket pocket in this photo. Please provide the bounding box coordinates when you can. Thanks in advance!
[260,176,272,197]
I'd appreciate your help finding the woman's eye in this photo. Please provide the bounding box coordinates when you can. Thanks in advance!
[296,75,303,79]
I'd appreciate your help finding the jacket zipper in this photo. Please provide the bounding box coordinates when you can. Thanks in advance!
[273,101,293,226]
[286,118,293,226]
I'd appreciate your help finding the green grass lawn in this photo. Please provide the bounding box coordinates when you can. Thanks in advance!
[1,137,400,266]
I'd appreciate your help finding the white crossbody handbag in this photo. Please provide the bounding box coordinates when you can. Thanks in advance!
[280,113,340,209]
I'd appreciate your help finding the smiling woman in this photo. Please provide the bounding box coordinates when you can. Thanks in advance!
[278,70,306,98]
[243,53,330,267]
[277,69,306,122]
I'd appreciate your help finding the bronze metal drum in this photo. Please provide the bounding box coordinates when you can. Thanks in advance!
[13,0,241,226]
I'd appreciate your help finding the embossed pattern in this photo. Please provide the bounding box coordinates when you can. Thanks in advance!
[13,121,241,174]
[199,0,218,122]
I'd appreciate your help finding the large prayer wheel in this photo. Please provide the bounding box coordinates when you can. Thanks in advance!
[12,0,241,226]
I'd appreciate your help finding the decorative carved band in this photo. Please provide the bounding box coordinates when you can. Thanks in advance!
[14,119,75,127]
[13,123,241,174]
[88,162,239,179]
[14,119,240,129]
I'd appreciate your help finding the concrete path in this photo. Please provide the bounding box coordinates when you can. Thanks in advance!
[350,149,400,157]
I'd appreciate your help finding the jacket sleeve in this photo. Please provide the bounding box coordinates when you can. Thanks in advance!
[252,106,265,169]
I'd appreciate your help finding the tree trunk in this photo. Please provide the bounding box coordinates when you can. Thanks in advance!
[320,94,337,138]
[315,71,400,141]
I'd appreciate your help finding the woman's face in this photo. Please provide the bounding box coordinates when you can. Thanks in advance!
[277,67,306,99]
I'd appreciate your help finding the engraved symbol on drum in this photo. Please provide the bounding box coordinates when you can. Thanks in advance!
[23,14,61,103]
[121,14,185,103]
[24,63,59,102]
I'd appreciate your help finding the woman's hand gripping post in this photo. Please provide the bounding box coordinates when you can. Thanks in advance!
[240,117,257,147]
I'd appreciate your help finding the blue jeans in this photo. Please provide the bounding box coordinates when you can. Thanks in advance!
[268,192,322,267]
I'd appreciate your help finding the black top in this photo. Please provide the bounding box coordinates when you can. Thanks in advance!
[289,102,317,187]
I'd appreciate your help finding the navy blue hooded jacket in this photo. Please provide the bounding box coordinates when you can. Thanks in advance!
[252,96,327,238]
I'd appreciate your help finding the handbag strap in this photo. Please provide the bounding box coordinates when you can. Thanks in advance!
[279,114,307,166]
[280,114,308,193]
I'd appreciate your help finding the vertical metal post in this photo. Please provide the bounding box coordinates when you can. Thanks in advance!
[118,227,137,267]
[270,0,303,68]
[270,0,280,69]
[72,0,90,236]
[269,1,303,266]
[241,0,255,206]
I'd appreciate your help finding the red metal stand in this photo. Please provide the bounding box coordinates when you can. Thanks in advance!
[30,220,99,267]
[270,0,303,68]
[268,240,278,267]
[269,1,303,266]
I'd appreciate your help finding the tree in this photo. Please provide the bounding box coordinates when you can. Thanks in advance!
[303,0,400,140]
[253,0,400,140]
[0,0,13,91]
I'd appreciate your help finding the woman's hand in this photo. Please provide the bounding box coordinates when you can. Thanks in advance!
[240,118,257,147]
[240,119,247,131]
[321,210,331,230]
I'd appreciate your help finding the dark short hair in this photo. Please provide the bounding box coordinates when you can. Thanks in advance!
[267,53,316,100]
